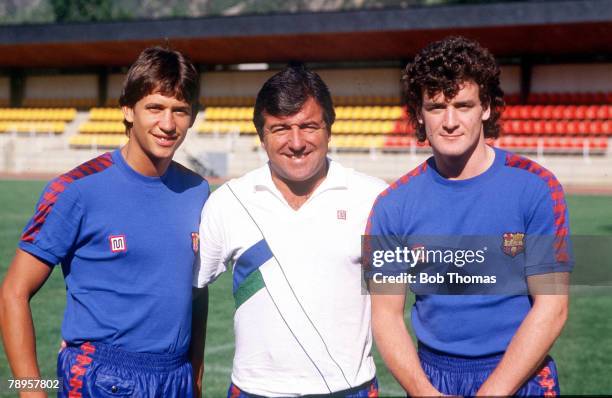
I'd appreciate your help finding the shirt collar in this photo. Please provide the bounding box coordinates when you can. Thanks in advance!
[253,158,349,194]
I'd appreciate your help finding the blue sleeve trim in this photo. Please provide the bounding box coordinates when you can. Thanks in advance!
[18,241,59,267]
[524,262,574,276]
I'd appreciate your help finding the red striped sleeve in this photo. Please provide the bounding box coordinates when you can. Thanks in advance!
[505,152,570,263]
[21,153,113,243]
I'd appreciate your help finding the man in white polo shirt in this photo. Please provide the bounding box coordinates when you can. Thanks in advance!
[194,64,386,397]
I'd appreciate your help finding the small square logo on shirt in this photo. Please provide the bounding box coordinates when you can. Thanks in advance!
[109,235,127,253]
[337,210,347,220]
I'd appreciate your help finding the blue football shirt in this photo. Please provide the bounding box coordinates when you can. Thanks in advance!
[19,149,209,354]
[366,147,573,356]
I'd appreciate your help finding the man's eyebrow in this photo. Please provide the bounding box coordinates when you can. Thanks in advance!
[268,122,290,128]
[423,100,446,107]
[172,105,192,112]
[453,100,476,106]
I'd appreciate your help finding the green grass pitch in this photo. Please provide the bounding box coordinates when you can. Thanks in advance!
[0,180,611,396]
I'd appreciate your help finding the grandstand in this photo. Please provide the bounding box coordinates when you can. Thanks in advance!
[0,0,610,185]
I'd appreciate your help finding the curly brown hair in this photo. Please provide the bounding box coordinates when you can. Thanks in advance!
[402,36,505,142]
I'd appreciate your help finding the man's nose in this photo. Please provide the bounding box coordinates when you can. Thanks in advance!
[287,126,306,150]
[442,108,459,132]
[158,110,176,133]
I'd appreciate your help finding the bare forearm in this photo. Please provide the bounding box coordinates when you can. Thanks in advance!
[372,309,440,396]
[0,295,41,378]
[477,297,568,396]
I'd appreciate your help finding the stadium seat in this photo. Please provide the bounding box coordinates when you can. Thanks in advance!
[69,134,128,148]
[78,121,124,134]
[0,121,65,134]
[22,98,96,108]
[0,108,76,122]
[89,108,123,121]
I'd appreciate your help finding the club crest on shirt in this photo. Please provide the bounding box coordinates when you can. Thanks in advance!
[109,235,127,253]
[191,232,200,253]
[502,232,525,257]
[337,209,347,220]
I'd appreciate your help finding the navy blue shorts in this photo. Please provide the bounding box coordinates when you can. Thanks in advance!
[227,377,378,398]
[418,344,560,397]
[57,342,193,398]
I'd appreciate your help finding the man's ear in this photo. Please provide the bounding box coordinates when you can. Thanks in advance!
[417,110,424,125]
[482,105,491,121]
[122,106,134,123]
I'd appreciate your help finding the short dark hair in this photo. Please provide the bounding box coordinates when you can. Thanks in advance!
[119,46,199,135]
[402,36,505,141]
[253,64,335,140]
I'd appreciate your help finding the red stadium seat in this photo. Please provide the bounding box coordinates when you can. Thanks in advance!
[558,137,572,149]
[593,138,609,149]
[506,106,520,120]
[508,120,521,135]
[528,93,545,105]
[543,121,556,135]
[565,121,579,135]
[542,137,553,148]
[385,136,398,147]
[575,106,587,120]
[553,121,567,135]
[595,105,610,120]
[505,94,520,105]
[585,106,598,120]
[602,121,611,136]
[518,106,530,119]
[587,121,601,136]
[593,92,606,104]
[530,105,543,119]
[540,105,554,120]
[522,120,534,135]
[393,120,405,134]
[570,137,584,149]
[551,106,564,120]
[532,121,545,136]
[562,106,577,120]
[559,93,573,104]
[576,121,589,136]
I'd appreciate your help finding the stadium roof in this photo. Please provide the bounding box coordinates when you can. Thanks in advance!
[1,0,610,68]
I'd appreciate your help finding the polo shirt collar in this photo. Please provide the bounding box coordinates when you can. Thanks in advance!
[253,158,349,195]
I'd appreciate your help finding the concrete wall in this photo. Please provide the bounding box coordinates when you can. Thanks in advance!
[24,75,98,99]
[201,70,275,98]
[318,68,402,97]
[531,63,612,93]
[500,65,520,94]
[107,73,126,101]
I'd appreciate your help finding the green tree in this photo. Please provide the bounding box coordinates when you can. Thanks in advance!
[50,0,129,22]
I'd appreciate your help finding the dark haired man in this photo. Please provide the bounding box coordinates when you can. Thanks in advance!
[0,47,209,397]
[366,36,572,396]
[194,64,386,397]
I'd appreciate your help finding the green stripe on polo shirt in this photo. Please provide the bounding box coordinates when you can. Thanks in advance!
[234,269,265,309]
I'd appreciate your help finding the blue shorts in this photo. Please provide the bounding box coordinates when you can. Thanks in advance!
[227,377,378,398]
[57,342,193,398]
[418,344,560,397]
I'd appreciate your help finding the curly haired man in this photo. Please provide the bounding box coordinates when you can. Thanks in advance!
[366,36,572,396]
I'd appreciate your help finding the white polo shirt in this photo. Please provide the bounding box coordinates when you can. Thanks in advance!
[194,159,387,397]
